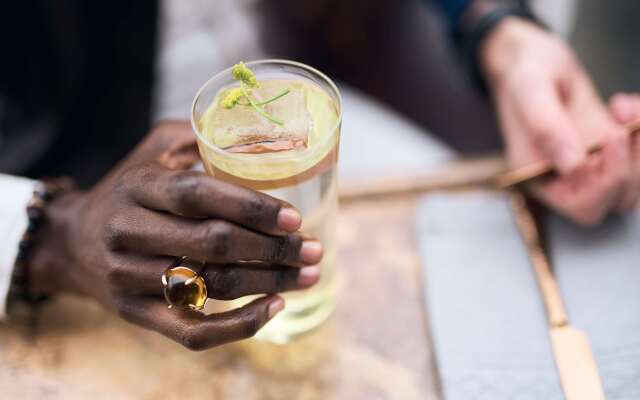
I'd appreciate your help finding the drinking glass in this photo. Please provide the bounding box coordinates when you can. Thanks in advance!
[191,60,342,343]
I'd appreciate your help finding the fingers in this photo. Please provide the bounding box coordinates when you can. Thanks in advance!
[105,254,173,294]
[515,79,586,174]
[123,163,301,235]
[105,208,322,266]
[566,79,636,214]
[532,137,629,226]
[106,254,320,298]
[201,263,320,300]
[609,93,640,210]
[608,128,637,211]
[117,295,284,350]
[623,134,640,210]
[519,76,637,224]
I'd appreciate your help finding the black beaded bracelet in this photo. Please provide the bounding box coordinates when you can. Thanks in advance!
[8,177,75,310]
[455,1,545,94]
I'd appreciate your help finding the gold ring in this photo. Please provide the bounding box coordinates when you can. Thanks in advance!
[162,257,208,311]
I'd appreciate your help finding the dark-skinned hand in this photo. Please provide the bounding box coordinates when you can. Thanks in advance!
[28,121,323,350]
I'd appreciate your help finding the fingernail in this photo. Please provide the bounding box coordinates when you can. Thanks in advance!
[300,241,323,265]
[277,207,302,232]
[268,297,285,319]
[298,266,321,287]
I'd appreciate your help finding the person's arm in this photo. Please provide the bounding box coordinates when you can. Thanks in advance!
[0,174,37,318]
[432,0,639,225]
[14,121,323,350]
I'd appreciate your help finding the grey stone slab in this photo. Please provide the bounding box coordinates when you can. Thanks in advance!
[548,212,640,400]
[417,191,563,400]
[419,191,640,399]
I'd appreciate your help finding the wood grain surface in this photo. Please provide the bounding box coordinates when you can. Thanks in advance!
[0,196,439,400]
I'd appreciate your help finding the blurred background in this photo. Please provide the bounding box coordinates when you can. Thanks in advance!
[154,0,640,164]
[6,0,638,186]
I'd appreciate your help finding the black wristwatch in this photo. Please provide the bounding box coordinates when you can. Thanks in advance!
[454,0,545,94]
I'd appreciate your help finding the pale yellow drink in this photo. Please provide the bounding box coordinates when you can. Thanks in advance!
[191,60,342,343]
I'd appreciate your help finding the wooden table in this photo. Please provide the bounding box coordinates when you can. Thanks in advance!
[0,195,440,400]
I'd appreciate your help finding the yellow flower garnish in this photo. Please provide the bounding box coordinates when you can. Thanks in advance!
[221,62,290,125]
[221,88,245,109]
[231,62,258,88]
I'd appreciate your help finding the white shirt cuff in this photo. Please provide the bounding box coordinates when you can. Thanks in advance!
[0,174,37,319]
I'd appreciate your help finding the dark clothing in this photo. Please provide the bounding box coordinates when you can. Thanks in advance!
[0,0,496,187]
[0,1,158,187]
[431,0,472,27]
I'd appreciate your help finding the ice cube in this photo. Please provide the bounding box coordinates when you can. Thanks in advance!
[208,80,313,154]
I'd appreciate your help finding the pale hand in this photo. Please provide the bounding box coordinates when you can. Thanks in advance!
[481,18,640,225]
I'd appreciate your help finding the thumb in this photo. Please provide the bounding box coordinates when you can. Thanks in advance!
[157,134,200,170]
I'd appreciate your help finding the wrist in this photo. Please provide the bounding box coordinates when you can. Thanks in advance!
[479,17,545,89]
[28,189,84,296]
[455,1,544,94]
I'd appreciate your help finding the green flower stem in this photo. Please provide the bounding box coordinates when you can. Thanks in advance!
[237,89,289,107]
[222,63,290,125]
[254,89,290,106]
[240,83,284,125]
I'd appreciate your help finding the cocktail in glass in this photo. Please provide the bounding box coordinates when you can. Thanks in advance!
[191,60,342,343]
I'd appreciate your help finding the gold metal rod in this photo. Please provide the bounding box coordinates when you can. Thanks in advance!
[338,156,507,202]
[337,119,640,202]
[495,119,640,189]
[509,192,568,326]
[510,191,606,400]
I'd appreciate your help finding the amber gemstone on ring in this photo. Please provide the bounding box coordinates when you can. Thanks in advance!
[162,266,208,310]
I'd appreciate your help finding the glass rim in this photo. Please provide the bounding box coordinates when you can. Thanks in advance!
[190,59,343,161]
